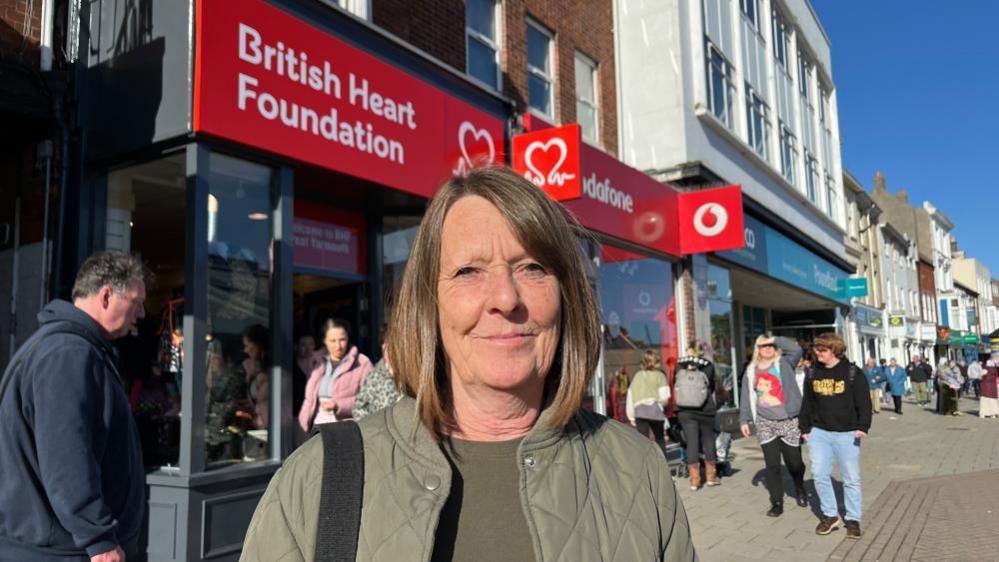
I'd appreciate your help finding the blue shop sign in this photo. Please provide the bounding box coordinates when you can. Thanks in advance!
[718,215,850,303]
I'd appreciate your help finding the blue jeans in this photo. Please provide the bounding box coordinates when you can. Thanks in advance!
[807,427,862,521]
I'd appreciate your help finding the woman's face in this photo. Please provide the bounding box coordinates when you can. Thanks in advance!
[243,337,261,361]
[324,327,349,361]
[437,196,561,396]
[757,342,776,361]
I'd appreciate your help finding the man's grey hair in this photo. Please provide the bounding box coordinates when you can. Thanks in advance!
[71,251,152,300]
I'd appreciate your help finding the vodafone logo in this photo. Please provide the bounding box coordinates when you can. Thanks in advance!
[692,202,729,237]
[453,121,495,176]
[523,138,575,188]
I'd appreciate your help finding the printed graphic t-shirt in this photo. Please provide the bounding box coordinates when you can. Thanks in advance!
[755,367,789,420]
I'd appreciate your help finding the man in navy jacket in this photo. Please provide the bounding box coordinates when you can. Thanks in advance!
[0,252,150,562]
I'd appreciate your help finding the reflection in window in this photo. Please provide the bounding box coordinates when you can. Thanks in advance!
[597,246,677,422]
[707,264,736,409]
[205,154,273,469]
[107,154,185,470]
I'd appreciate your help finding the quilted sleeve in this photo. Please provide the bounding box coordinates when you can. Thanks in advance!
[654,457,696,561]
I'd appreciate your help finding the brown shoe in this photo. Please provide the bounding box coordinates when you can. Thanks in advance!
[815,516,841,535]
[704,461,721,486]
[844,520,862,539]
[688,464,702,491]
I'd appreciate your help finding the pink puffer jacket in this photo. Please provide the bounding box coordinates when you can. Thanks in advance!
[298,346,372,431]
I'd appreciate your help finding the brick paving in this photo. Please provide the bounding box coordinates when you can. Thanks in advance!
[677,395,999,561]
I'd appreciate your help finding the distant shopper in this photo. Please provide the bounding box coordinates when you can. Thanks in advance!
[299,318,373,431]
[239,324,270,429]
[939,359,962,416]
[675,343,720,491]
[739,335,806,517]
[0,251,149,562]
[800,332,871,540]
[884,358,907,415]
[968,359,984,399]
[979,359,999,419]
[351,327,402,421]
[906,355,932,405]
[626,350,671,458]
[862,358,886,414]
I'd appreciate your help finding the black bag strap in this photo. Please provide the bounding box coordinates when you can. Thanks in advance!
[0,321,103,405]
[314,421,365,562]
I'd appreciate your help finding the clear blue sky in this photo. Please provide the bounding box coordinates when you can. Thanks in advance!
[812,1,998,275]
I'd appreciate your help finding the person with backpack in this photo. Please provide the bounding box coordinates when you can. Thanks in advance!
[739,334,806,518]
[0,252,150,562]
[626,350,671,458]
[800,332,872,540]
[674,343,719,491]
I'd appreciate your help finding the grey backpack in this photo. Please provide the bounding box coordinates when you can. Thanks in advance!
[674,367,710,408]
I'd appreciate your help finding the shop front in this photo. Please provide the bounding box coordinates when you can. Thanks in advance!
[71,0,507,559]
[511,124,745,420]
[709,212,853,368]
[851,304,886,363]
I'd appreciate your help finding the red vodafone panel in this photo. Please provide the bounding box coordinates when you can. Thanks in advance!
[194,0,504,198]
[677,185,745,254]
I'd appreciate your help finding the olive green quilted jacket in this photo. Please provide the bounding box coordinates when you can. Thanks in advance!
[240,397,695,561]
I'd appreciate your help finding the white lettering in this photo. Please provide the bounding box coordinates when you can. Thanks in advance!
[238,24,262,64]
[238,73,258,110]
[582,173,634,213]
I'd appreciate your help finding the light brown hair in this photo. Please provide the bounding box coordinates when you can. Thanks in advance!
[813,332,847,358]
[640,350,663,371]
[387,166,601,437]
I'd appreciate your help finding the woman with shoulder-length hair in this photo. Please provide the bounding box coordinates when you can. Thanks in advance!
[626,350,671,455]
[298,318,373,430]
[241,166,694,562]
[738,334,806,518]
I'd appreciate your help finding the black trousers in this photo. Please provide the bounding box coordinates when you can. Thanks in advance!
[892,395,902,413]
[760,439,805,506]
[678,411,717,462]
[635,418,667,456]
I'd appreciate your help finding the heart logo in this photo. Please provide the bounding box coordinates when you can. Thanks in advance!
[693,202,729,237]
[454,121,495,176]
[524,138,571,188]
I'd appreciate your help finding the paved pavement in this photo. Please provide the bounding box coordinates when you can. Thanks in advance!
[677,395,999,561]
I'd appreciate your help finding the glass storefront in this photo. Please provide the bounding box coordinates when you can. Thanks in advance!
[596,244,677,422]
[706,264,737,409]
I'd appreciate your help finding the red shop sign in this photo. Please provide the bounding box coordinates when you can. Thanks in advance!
[512,124,744,255]
[194,0,504,198]
[293,203,366,275]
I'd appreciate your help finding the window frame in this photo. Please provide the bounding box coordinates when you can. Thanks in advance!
[779,120,797,185]
[740,0,759,29]
[706,39,736,130]
[526,18,556,119]
[745,84,771,161]
[465,0,502,90]
[771,8,790,71]
[574,50,600,144]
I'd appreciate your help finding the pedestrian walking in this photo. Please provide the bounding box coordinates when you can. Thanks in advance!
[0,251,149,562]
[241,166,695,561]
[800,332,872,540]
[862,357,886,414]
[626,350,672,459]
[298,318,373,431]
[978,358,999,419]
[739,335,807,517]
[906,355,932,406]
[968,359,984,399]
[884,358,907,415]
[939,359,962,416]
[675,343,720,491]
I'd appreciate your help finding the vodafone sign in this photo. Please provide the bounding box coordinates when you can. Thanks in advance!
[194,0,504,198]
[513,124,744,255]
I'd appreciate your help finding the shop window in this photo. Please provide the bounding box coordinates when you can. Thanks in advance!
[466,0,500,89]
[527,19,554,118]
[707,264,737,409]
[596,245,677,423]
[106,154,186,470]
[381,215,422,315]
[205,154,274,469]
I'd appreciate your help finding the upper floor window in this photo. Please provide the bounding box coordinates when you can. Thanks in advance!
[772,9,790,69]
[798,50,812,100]
[466,0,501,89]
[706,40,735,129]
[746,85,770,160]
[779,121,797,185]
[740,0,759,29]
[574,51,599,143]
[527,20,555,118]
[805,150,819,204]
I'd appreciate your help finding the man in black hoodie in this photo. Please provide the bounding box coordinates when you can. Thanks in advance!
[799,332,871,541]
[0,252,149,562]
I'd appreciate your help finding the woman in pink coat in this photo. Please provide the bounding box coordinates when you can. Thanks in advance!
[298,319,373,432]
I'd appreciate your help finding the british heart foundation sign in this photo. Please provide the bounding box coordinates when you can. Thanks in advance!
[194,0,504,198]
[513,124,743,255]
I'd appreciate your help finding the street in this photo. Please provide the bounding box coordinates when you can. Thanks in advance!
[681,395,999,561]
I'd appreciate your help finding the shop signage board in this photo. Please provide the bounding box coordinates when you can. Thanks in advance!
[717,215,850,303]
[510,124,745,256]
[194,0,505,198]
[293,203,365,274]
[920,325,936,341]
[843,277,869,298]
